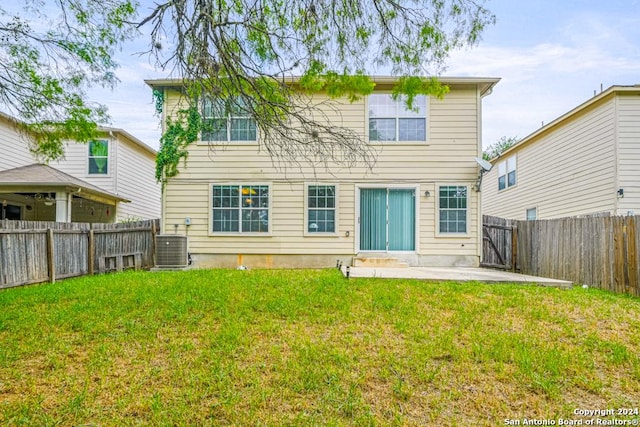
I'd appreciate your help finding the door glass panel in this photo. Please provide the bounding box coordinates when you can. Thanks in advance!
[388,189,415,250]
[360,189,387,251]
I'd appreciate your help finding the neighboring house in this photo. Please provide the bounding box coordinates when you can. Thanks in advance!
[147,76,499,268]
[0,112,161,222]
[482,85,640,220]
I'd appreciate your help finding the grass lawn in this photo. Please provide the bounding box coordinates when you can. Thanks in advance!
[0,269,639,426]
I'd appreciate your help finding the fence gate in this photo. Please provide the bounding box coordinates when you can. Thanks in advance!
[481,216,516,270]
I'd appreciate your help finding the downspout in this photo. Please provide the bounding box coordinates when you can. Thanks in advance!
[110,130,119,220]
[476,85,483,265]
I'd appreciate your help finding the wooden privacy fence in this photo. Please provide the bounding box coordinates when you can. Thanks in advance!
[481,216,516,270]
[483,215,640,296]
[0,219,159,289]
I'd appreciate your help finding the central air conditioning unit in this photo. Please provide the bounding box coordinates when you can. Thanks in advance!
[155,235,188,267]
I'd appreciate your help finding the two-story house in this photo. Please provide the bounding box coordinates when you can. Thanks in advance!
[482,85,640,220]
[147,76,499,268]
[0,112,161,222]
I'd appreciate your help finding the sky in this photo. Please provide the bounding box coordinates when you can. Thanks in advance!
[86,0,640,150]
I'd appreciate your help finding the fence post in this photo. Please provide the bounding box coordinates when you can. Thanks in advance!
[511,225,518,272]
[151,219,157,268]
[47,228,55,283]
[625,216,637,296]
[88,229,95,275]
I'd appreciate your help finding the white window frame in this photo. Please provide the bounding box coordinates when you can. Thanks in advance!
[436,184,471,237]
[366,93,428,143]
[87,139,110,176]
[208,183,271,236]
[497,155,517,191]
[526,207,537,220]
[200,97,257,144]
[304,183,339,237]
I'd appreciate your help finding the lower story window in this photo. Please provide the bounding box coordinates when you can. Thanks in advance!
[307,185,336,233]
[439,185,467,233]
[212,184,269,232]
[1,203,21,220]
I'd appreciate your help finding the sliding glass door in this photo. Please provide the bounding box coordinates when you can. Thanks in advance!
[360,188,415,252]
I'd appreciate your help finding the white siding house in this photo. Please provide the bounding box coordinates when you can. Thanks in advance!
[0,112,161,222]
[482,85,640,220]
[0,114,33,171]
[148,76,499,268]
[52,127,161,220]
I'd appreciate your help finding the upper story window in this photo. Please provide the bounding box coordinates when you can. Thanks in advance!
[369,94,427,142]
[202,97,257,142]
[88,140,109,175]
[498,156,517,190]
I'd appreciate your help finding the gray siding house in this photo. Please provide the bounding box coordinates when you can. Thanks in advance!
[0,112,161,222]
[482,85,640,220]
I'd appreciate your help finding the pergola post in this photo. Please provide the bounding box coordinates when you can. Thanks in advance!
[55,191,71,222]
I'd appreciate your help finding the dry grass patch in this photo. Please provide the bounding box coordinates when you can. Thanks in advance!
[0,269,639,426]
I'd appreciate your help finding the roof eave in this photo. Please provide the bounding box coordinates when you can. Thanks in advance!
[97,126,157,155]
[145,76,501,96]
[0,182,130,204]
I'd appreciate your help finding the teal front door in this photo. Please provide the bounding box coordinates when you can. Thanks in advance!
[360,188,415,251]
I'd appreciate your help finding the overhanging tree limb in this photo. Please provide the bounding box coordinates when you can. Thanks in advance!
[0,1,137,160]
[140,0,495,183]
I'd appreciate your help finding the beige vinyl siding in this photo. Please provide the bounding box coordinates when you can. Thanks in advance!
[616,94,640,215]
[482,97,617,219]
[161,85,482,260]
[428,184,479,256]
[165,181,479,257]
[167,181,355,254]
[165,89,479,182]
[0,116,34,170]
[115,137,161,219]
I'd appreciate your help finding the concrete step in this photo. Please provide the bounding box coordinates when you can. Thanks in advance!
[352,257,409,268]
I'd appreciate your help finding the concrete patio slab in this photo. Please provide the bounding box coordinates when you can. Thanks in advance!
[340,266,573,288]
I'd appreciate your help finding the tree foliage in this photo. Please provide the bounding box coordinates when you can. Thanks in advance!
[483,136,519,161]
[0,1,137,160]
[0,0,494,172]
[140,0,495,182]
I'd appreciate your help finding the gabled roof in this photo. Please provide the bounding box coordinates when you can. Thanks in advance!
[491,84,640,163]
[98,126,157,156]
[0,164,130,203]
[145,76,501,98]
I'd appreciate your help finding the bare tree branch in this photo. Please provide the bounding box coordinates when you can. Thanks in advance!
[141,0,494,181]
[0,0,137,160]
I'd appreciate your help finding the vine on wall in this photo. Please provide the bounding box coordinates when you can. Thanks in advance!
[152,89,202,188]
[154,105,202,187]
